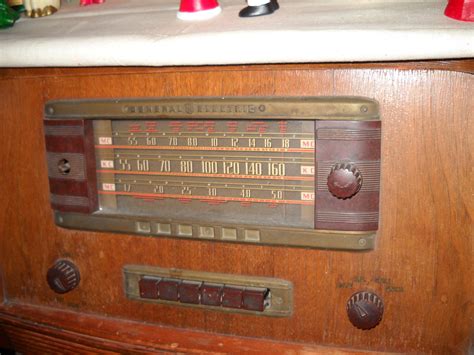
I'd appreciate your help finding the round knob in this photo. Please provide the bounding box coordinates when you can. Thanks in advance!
[327,163,362,199]
[46,259,80,294]
[346,291,384,330]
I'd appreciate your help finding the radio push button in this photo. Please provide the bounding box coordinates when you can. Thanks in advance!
[179,281,202,304]
[242,287,269,312]
[222,286,244,309]
[201,283,224,306]
[138,277,161,299]
[158,279,180,301]
[327,163,362,199]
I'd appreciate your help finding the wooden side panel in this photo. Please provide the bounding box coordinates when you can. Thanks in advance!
[0,65,472,354]
[329,69,473,352]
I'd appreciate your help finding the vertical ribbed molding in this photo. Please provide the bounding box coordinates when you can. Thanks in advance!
[315,120,381,232]
[43,119,98,213]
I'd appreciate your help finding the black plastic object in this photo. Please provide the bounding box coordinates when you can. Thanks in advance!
[239,0,279,17]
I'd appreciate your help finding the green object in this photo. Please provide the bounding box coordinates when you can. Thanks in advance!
[0,0,20,29]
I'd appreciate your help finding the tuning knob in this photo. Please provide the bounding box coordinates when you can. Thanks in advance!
[346,291,384,330]
[327,163,362,199]
[47,259,80,294]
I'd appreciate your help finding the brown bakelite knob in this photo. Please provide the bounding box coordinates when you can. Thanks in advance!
[327,163,362,199]
[47,259,80,294]
[347,291,384,330]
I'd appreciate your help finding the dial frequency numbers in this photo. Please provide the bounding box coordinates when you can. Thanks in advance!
[97,156,314,178]
[97,152,315,205]
[96,130,315,152]
[95,120,315,206]
[98,178,315,206]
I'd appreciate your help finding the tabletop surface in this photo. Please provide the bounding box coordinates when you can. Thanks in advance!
[0,0,473,67]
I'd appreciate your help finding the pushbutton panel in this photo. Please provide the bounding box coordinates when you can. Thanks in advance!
[124,265,292,317]
[139,277,269,312]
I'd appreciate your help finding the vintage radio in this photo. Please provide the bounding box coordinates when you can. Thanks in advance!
[1,61,472,354]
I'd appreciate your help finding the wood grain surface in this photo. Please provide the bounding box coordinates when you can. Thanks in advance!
[0,303,377,354]
[0,62,472,354]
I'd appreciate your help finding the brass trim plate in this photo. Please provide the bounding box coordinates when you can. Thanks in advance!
[45,97,378,120]
[55,212,375,250]
[123,265,293,317]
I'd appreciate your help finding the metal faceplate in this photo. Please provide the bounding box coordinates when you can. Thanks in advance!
[44,97,381,250]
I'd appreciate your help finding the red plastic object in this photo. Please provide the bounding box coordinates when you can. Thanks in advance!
[179,0,220,12]
[444,0,474,22]
[80,0,105,6]
[177,0,221,20]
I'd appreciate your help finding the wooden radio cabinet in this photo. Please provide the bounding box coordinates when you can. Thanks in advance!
[0,60,472,354]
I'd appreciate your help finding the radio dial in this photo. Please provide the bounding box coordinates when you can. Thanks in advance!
[46,259,80,294]
[346,291,384,330]
[327,163,362,199]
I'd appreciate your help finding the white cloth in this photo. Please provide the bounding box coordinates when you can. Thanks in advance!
[247,0,271,6]
[0,0,473,67]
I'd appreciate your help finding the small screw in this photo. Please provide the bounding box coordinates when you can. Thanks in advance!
[57,216,64,223]
[46,106,55,115]
[360,105,368,113]
[358,238,367,247]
